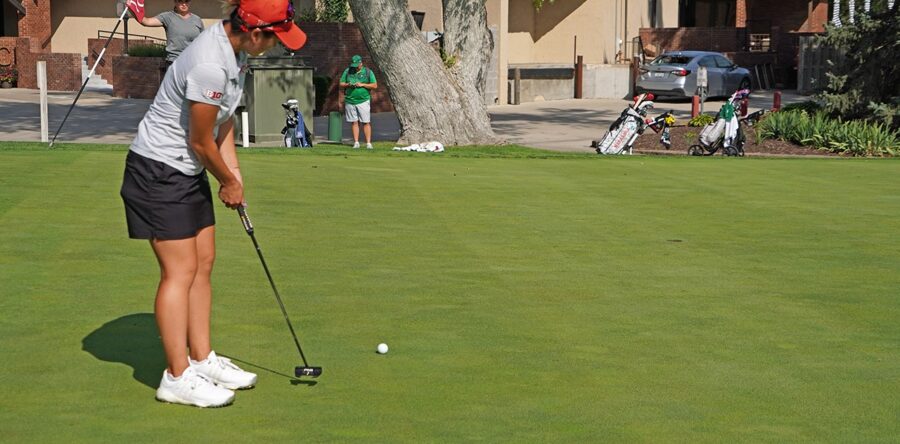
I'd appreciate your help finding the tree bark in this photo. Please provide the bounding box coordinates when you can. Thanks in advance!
[348,0,499,146]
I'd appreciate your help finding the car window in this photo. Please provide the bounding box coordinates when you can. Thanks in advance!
[650,55,692,65]
[698,56,717,68]
[715,56,734,68]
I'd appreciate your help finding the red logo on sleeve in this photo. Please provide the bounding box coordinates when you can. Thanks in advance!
[205,90,224,100]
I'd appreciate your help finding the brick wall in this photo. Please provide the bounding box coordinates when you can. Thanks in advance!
[639,27,749,56]
[88,38,126,84]
[0,37,20,68]
[294,22,394,114]
[15,38,82,90]
[736,0,748,27]
[19,0,51,53]
[112,56,166,99]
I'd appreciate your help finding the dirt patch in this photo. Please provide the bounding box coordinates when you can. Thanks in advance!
[632,125,838,157]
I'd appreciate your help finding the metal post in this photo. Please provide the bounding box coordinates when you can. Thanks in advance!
[574,55,583,99]
[513,67,521,105]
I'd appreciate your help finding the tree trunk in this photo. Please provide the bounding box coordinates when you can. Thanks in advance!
[348,0,499,146]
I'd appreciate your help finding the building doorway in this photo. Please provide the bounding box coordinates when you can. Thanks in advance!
[678,0,736,27]
[2,0,22,37]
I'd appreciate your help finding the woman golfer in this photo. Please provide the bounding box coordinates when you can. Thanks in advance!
[120,0,306,408]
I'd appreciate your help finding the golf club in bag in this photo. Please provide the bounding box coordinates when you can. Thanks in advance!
[592,93,675,155]
[689,89,752,157]
[237,206,322,378]
[281,99,313,148]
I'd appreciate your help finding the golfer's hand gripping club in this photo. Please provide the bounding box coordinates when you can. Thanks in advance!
[236,207,322,378]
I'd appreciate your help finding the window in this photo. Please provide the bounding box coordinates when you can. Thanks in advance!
[678,0,736,27]
[698,56,717,68]
[714,56,734,68]
[651,55,693,65]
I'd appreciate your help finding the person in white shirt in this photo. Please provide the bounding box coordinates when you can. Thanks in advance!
[120,0,306,408]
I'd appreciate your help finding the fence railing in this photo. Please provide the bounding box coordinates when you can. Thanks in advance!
[797,35,842,94]
[97,30,166,45]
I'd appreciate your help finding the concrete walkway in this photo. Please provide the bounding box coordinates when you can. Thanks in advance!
[0,88,806,151]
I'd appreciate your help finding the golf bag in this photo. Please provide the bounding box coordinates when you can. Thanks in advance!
[281,99,313,148]
[592,93,674,155]
[689,89,751,157]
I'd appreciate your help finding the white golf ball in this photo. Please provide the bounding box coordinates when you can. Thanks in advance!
[377,343,389,354]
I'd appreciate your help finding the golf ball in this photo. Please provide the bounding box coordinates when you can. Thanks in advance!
[377,343,389,354]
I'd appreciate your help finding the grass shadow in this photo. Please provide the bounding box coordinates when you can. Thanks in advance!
[82,313,165,389]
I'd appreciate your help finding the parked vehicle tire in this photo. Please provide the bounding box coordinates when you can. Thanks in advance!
[739,78,751,92]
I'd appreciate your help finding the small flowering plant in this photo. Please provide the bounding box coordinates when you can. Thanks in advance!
[0,66,18,85]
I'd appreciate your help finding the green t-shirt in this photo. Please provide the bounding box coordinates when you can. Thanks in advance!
[340,67,376,105]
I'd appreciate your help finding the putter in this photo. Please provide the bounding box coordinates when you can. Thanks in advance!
[238,206,322,378]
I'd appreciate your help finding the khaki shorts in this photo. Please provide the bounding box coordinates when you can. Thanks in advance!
[345,100,371,123]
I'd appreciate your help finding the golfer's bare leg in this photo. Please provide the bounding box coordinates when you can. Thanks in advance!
[188,226,215,361]
[151,236,199,377]
[363,122,372,144]
[351,121,360,143]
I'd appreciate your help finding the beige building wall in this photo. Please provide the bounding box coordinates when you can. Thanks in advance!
[406,0,444,31]
[507,0,677,65]
[50,0,231,54]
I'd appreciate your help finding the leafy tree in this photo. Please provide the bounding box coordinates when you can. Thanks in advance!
[299,0,349,23]
[819,3,899,129]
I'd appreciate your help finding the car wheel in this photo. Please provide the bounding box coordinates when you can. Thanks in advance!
[739,78,751,92]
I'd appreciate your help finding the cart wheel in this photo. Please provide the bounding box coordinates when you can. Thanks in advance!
[736,146,745,157]
[688,145,704,156]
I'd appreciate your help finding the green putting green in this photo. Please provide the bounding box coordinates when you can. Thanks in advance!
[1,143,897,442]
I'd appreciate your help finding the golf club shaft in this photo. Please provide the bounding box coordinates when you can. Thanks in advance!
[238,207,311,368]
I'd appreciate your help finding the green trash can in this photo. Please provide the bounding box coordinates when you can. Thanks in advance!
[328,111,343,143]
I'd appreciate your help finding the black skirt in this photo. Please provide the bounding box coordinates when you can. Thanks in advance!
[120,150,215,240]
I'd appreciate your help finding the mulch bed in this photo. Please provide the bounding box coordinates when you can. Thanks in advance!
[632,125,838,157]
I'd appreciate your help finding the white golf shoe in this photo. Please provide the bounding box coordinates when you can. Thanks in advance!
[155,366,234,408]
[190,350,258,390]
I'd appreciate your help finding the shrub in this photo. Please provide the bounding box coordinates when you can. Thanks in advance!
[299,0,348,22]
[758,110,899,156]
[688,113,715,127]
[780,100,822,114]
[127,44,166,58]
[0,66,18,85]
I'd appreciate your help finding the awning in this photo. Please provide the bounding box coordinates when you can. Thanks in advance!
[6,0,26,15]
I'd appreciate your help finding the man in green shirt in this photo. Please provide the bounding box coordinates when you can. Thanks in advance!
[339,55,377,149]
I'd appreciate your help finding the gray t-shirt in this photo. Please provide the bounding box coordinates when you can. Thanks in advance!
[155,11,204,62]
[130,22,247,175]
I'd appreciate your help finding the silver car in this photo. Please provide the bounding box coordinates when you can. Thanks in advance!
[636,51,752,99]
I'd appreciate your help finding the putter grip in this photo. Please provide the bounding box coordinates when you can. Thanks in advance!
[237,206,254,234]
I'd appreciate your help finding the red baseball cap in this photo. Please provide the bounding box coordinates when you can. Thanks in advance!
[237,0,307,51]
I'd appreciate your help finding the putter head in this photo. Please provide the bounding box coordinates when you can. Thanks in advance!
[296,366,322,378]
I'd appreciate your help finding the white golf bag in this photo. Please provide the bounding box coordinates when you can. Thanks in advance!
[593,93,674,154]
